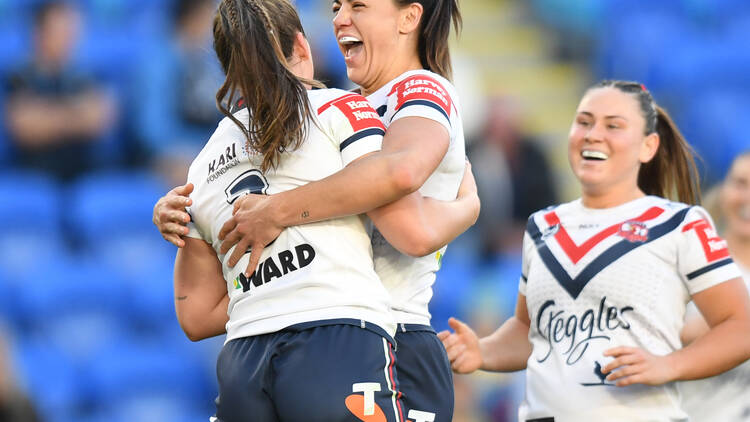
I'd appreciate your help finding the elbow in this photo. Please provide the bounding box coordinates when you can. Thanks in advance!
[400,230,442,258]
[389,160,422,197]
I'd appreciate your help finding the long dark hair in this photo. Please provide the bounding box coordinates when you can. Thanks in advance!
[393,0,462,80]
[591,80,701,205]
[213,0,323,171]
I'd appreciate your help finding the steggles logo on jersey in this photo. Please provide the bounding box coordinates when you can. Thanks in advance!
[536,297,633,366]
[207,143,240,183]
[232,243,316,292]
[616,221,649,243]
[580,361,616,387]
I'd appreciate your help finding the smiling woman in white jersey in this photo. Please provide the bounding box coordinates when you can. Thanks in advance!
[156,1,468,421]
[679,151,750,422]
[170,1,481,421]
[438,80,750,422]
[219,2,466,420]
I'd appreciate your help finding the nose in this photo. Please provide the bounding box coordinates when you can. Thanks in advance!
[332,5,351,30]
[584,122,606,143]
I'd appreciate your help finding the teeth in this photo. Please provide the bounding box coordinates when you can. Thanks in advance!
[339,36,361,45]
[582,150,608,160]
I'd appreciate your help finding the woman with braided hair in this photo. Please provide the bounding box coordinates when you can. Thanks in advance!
[170,0,478,420]
[438,80,750,421]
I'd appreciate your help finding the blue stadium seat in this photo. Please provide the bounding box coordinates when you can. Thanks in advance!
[0,170,66,280]
[67,169,170,252]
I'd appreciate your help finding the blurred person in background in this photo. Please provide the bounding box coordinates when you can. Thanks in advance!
[439,80,750,421]
[680,151,750,422]
[3,0,115,182]
[469,95,558,258]
[133,0,224,186]
[0,334,40,422]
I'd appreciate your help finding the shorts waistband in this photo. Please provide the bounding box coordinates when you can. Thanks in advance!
[396,323,435,333]
[281,318,396,346]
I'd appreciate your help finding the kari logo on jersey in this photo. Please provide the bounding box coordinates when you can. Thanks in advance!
[207,143,240,183]
[318,94,385,133]
[682,219,730,262]
[389,75,452,119]
[617,221,649,243]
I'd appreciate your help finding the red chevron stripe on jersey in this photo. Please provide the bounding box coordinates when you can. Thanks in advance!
[545,206,665,264]
[318,94,386,133]
[682,219,730,262]
[388,75,452,117]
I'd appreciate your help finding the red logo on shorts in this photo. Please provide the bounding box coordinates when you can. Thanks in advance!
[345,394,387,422]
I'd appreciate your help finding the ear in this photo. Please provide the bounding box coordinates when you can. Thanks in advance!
[639,132,660,163]
[291,31,311,62]
[398,2,423,35]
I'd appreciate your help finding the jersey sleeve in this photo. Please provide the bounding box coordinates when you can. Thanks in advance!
[678,206,742,294]
[387,74,452,133]
[518,231,535,296]
[317,93,385,166]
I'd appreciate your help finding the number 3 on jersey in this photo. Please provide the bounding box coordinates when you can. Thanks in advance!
[225,169,269,204]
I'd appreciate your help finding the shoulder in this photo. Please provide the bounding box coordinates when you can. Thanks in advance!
[387,70,455,116]
[312,88,384,133]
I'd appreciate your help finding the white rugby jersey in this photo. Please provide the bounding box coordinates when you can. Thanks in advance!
[184,88,396,342]
[679,264,750,422]
[518,195,741,422]
[366,69,466,325]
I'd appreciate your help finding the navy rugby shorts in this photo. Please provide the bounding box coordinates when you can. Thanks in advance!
[213,319,406,422]
[393,324,454,422]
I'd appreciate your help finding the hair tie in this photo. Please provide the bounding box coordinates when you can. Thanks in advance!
[640,84,647,92]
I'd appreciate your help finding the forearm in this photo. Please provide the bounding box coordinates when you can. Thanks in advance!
[669,317,750,380]
[174,239,230,341]
[270,150,417,227]
[174,293,229,341]
[479,316,532,372]
[368,192,479,257]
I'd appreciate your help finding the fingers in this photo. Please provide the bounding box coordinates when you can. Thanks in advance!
[163,222,189,237]
[448,317,471,335]
[227,238,251,268]
[167,194,192,211]
[173,183,194,196]
[218,217,237,241]
[220,229,243,255]
[244,243,264,277]
[163,233,186,248]
[607,364,646,385]
[436,330,450,342]
[602,353,641,374]
[603,346,636,357]
[233,195,248,214]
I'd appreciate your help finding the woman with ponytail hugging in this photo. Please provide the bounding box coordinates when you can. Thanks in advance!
[173,0,479,420]
[438,80,750,422]
[157,1,469,420]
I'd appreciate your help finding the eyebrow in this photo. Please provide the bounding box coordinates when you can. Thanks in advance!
[577,111,628,120]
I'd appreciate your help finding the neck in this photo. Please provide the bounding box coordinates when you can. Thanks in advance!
[726,231,750,269]
[359,54,423,97]
[581,184,645,209]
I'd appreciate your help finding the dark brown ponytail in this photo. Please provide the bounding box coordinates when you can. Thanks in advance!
[592,80,701,205]
[213,0,323,172]
[393,0,462,80]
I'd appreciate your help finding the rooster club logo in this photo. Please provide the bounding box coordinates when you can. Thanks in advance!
[617,221,649,243]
